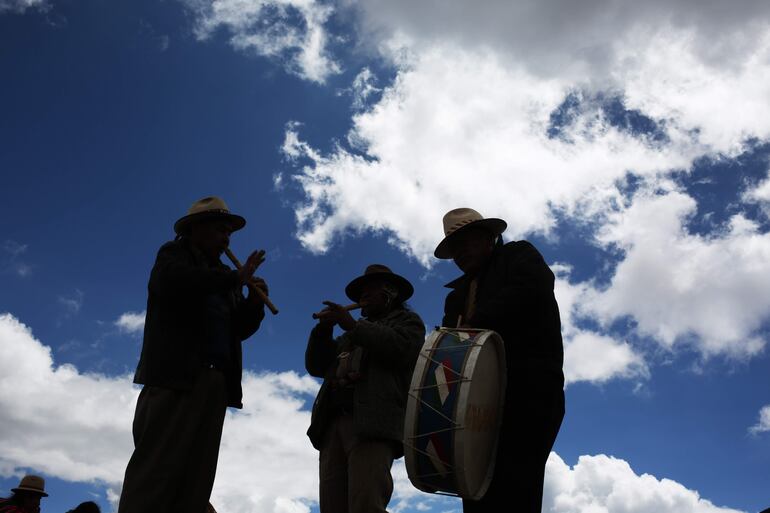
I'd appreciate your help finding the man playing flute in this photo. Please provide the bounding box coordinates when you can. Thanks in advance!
[434,208,565,513]
[306,265,426,513]
[118,196,269,513]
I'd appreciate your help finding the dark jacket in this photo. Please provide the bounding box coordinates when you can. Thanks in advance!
[305,308,425,452]
[134,239,264,408]
[442,240,564,390]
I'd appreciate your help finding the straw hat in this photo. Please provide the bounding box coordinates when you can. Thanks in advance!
[174,196,246,235]
[434,208,507,259]
[345,264,414,303]
[12,475,48,497]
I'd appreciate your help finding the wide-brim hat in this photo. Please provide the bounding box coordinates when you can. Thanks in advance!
[345,264,414,303]
[174,196,246,235]
[434,207,507,259]
[12,475,48,497]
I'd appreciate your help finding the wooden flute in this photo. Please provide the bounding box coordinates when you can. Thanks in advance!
[312,303,363,319]
[224,248,279,315]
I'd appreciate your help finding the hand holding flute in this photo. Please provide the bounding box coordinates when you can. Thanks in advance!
[312,301,363,331]
[225,248,279,315]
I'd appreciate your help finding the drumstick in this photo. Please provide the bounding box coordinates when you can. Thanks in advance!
[312,303,363,319]
[224,248,279,315]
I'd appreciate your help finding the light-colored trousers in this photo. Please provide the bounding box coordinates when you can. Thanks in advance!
[118,368,228,513]
[319,414,397,513]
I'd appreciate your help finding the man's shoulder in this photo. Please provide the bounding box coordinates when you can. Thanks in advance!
[385,308,425,327]
[499,240,544,261]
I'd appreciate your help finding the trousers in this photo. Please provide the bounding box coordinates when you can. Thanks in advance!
[319,414,397,513]
[118,368,228,513]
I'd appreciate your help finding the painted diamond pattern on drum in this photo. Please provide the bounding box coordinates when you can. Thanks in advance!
[435,358,454,404]
[426,437,450,476]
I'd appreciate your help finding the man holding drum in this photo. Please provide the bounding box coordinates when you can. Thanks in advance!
[306,265,425,513]
[118,196,270,513]
[435,208,565,513]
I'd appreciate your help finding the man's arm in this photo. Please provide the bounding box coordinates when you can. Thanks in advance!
[305,323,339,378]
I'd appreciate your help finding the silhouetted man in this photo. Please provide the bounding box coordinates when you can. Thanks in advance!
[306,265,425,513]
[0,475,48,513]
[118,197,269,513]
[435,208,565,513]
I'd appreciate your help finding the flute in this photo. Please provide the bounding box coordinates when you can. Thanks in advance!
[224,248,279,315]
[312,303,363,319]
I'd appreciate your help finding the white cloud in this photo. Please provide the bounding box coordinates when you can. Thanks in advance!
[283,44,699,266]
[585,189,770,359]
[2,240,32,277]
[115,311,146,334]
[749,405,770,435]
[58,289,84,317]
[182,0,340,83]
[553,265,649,385]
[0,313,747,513]
[544,452,744,513]
[0,0,47,14]
[743,168,770,216]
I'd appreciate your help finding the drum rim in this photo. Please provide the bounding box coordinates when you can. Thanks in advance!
[403,329,444,495]
[453,329,507,500]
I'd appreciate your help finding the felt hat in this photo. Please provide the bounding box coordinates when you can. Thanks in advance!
[434,207,507,259]
[174,196,246,235]
[12,475,48,497]
[345,264,414,303]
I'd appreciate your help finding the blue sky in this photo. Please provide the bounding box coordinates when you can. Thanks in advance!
[1,1,770,512]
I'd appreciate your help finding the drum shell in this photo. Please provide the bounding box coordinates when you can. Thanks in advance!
[403,328,507,500]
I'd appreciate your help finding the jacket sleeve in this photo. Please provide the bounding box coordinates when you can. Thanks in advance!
[305,323,339,378]
[150,242,240,297]
[470,242,555,329]
[234,291,266,341]
[347,311,426,368]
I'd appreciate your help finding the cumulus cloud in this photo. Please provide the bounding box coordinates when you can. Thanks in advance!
[749,405,770,435]
[585,189,770,358]
[553,265,649,385]
[182,0,340,83]
[115,311,146,334]
[282,44,699,265]
[544,453,744,513]
[345,0,770,84]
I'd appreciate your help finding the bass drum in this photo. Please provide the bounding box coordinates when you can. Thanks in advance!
[403,327,506,500]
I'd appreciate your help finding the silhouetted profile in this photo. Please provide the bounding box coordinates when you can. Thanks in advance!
[118,197,270,513]
[0,475,48,513]
[66,501,100,513]
[307,264,425,513]
[435,208,565,513]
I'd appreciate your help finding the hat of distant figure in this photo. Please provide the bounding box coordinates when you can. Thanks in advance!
[174,196,246,235]
[345,264,414,303]
[434,208,507,259]
[12,475,48,497]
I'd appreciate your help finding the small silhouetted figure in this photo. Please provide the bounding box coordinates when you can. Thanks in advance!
[0,475,48,513]
[435,208,565,513]
[65,501,100,513]
[307,264,425,513]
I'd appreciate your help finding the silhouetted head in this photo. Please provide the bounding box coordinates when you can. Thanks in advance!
[345,264,414,319]
[434,208,506,275]
[67,501,101,513]
[174,196,245,260]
